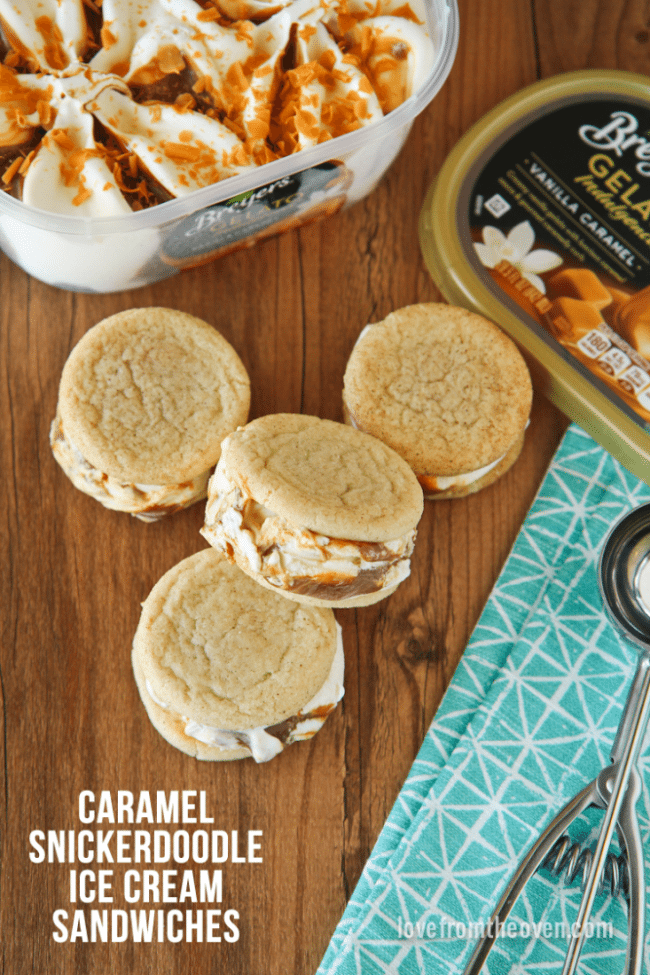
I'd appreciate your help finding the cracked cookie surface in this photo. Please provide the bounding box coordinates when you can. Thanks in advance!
[343,303,532,477]
[132,548,338,733]
[218,413,424,542]
[58,307,250,484]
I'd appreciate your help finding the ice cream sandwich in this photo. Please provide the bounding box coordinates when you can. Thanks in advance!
[201,413,424,607]
[132,548,344,763]
[342,304,532,499]
[50,307,250,520]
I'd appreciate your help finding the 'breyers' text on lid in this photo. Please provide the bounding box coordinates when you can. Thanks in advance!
[467,98,650,431]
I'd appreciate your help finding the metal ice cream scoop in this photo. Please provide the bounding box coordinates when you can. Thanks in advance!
[462,503,650,975]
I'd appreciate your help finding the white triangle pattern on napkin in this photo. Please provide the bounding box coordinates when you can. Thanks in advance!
[318,424,650,975]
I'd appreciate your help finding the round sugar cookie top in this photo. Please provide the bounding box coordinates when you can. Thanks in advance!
[133,548,338,729]
[219,413,423,542]
[343,304,532,477]
[57,307,250,484]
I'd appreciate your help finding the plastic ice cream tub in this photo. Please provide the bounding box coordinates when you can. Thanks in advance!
[419,69,650,487]
[0,0,458,294]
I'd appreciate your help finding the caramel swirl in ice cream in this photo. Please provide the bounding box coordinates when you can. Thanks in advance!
[0,0,436,214]
[201,463,416,599]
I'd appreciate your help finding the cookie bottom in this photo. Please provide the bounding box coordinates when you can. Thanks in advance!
[133,653,250,762]
[224,556,401,608]
[422,431,526,501]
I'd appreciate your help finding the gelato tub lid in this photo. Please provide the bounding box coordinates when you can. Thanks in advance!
[419,69,650,486]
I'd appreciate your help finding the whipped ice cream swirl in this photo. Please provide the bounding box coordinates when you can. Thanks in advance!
[0,0,436,216]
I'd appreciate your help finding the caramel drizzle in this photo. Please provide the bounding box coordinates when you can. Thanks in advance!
[0,0,421,202]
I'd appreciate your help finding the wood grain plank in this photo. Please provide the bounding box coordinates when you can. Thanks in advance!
[1,0,629,971]
[535,0,650,74]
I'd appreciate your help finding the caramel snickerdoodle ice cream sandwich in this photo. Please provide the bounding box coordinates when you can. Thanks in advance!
[132,549,344,763]
[343,304,532,499]
[50,307,250,521]
[201,413,424,607]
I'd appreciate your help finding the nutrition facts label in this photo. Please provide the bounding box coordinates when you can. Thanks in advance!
[464,96,650,428]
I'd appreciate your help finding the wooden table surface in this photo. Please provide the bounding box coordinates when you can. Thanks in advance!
[2,0,645,971]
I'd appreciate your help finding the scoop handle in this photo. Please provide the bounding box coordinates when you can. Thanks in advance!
[560,649,650,975]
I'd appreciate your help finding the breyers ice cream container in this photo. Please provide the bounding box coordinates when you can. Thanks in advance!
[0,0,458,293]
[420,70,650,486]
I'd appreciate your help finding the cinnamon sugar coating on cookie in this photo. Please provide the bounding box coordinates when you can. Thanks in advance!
[134,549,337,728]
[343,303,532,479]
[132,549,343,761]
[57,307,250,485]
[218,412,423,542]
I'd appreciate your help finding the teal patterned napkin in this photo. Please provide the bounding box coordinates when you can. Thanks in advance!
[317,423,650,975]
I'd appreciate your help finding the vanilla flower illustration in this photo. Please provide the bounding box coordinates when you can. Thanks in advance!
[474,220,562,292]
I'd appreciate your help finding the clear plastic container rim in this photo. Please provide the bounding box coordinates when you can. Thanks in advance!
[0,0,459,237]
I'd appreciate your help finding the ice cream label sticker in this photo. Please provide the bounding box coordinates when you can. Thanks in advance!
[162,162,350,267]
[464,97,650,428]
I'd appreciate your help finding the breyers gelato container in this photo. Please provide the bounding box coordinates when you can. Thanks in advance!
[419,70,650,487]
[0,0,458,293]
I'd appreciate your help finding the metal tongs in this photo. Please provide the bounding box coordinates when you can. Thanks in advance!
[463,504,650,975]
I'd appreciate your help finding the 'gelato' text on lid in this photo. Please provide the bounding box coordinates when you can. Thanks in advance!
[420,70,650,487]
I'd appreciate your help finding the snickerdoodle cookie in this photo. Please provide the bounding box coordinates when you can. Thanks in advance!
[132,548,344,762]
[343,303,532,499]
[201,413,424,607]
[51,307,250,520]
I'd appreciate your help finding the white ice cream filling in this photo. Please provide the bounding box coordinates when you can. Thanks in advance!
[50,413,210,520]
[417,452,507,492]
[417,419,530,492]
[145,623,345,763]
[200,461,416,596]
